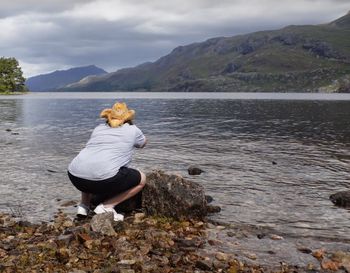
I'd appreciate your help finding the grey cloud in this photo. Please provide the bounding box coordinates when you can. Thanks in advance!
[0,0,348,77]
[0,0,95,18]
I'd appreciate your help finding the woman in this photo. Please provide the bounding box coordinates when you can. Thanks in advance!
[67,102,147,221]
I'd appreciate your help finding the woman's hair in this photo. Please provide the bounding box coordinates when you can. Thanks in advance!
[106,120,133,126]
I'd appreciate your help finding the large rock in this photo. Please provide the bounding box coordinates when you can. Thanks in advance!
[330,191,350,207]
[90,213,116,236]
[142,170,208,220]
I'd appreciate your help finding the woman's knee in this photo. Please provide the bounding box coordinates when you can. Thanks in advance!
[139,171,146,187]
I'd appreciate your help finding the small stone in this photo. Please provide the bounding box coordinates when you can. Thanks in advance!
[257,233,266,239]
[321,259,339,271]
[188,166,204,175]
[56,234,74,247]
[312,248,326,260]
[297,247,312,254]
[270,234,283,240]
[194,221,204,228]
[118,259,136,266]
[205,195,214,203]
[215,252,228,261]
[133,213,145,223]
[227,231,235,237]
[90,213,116,236]
[60,200,77,207]
[120,270,135,273]
[195,260,212,270]
[206,205,221,213]
[243,251,257,260]
[62,220,74,228]
[213,260,229,270]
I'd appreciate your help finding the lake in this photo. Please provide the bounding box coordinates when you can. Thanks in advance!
[0,92,349,246]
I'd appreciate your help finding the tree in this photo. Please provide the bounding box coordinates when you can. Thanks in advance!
[0,57,27,93]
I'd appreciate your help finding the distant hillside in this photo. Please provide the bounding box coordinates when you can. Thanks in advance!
[26,65,107,91]
[63,12,350,93]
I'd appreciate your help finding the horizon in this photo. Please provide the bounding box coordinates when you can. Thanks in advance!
[1,0,349,78]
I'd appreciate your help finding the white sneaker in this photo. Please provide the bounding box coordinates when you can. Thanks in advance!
[93,204,124,221]
[77,204,89,217]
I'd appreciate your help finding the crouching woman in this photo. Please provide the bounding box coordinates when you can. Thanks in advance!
[67,102,147,221]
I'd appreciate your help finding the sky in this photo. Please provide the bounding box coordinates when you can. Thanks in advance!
[0,0,349,78]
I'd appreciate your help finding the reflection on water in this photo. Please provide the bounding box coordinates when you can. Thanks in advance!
[0,95,350,245]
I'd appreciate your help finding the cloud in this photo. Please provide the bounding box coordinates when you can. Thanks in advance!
[0,0,348,77]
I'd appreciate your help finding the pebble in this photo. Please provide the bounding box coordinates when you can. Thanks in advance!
[243,251,257,260]
[133,213,145,223]
[215,252,228,261]
[195,260,212,270]
[227,231,235,237]
[297,246,312,254]
[117,259,136,265]
[270,234,283,240]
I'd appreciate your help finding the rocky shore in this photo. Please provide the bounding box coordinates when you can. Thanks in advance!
[1,211,350,273]
[1,170,350,272]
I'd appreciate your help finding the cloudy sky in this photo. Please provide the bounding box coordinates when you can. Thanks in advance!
[0,0,349,77]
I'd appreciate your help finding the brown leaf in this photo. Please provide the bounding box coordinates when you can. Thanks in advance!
[312,248,325,260]
[321,259,339,271]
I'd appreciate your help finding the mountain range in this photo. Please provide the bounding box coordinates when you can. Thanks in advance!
[34,12,350,93]
[25,65,107,91]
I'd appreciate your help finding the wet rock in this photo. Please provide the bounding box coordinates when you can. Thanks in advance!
[243,251,257,260]
[56,234,74,247]
[321,259,339,271]
[330,191,350,207]
[90,213,116,236]
[312,248,325,260]
[227,231,235,237]
[61,200,77,207]
[205,195,214,203]
[188,166,204,175]
[331,251,350,272]
[215,252,229,261]
[206,205,221,213]
[142,170,208,219]
[297,247,312,254]
[270,234,283,240]
[257,233,266,239]
[133,213,146,224]
[117,259,136,266]
[195,259,213,270]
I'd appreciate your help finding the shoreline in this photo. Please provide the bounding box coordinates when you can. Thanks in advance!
[1,210,349,273]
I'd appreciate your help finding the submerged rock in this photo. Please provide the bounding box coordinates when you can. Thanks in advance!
[188,166,204,175]
[142,170,208,219]
[330,191,350,207]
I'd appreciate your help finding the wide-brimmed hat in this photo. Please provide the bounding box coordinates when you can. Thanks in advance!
[100,102,135,128]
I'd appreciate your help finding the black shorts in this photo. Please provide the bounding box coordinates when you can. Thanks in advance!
[68,167,141,203]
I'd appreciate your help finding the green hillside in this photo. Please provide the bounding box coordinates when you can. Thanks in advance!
[63,12,350,92]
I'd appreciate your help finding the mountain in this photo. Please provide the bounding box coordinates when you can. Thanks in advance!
[25,65,107,91]
[63,12,350,93]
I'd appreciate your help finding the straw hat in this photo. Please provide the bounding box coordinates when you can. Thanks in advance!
[100,102,135,128]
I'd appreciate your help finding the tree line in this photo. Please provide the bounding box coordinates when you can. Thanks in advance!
[0,57,27,93]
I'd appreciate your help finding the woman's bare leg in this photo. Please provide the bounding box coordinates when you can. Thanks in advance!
[102,171,146,208]
[81,192,93,207]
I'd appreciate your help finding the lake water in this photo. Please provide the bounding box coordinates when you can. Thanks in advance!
[0,92,350,247]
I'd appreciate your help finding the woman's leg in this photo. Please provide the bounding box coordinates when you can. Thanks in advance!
[102,171,146,208]
[81,192,93,207]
